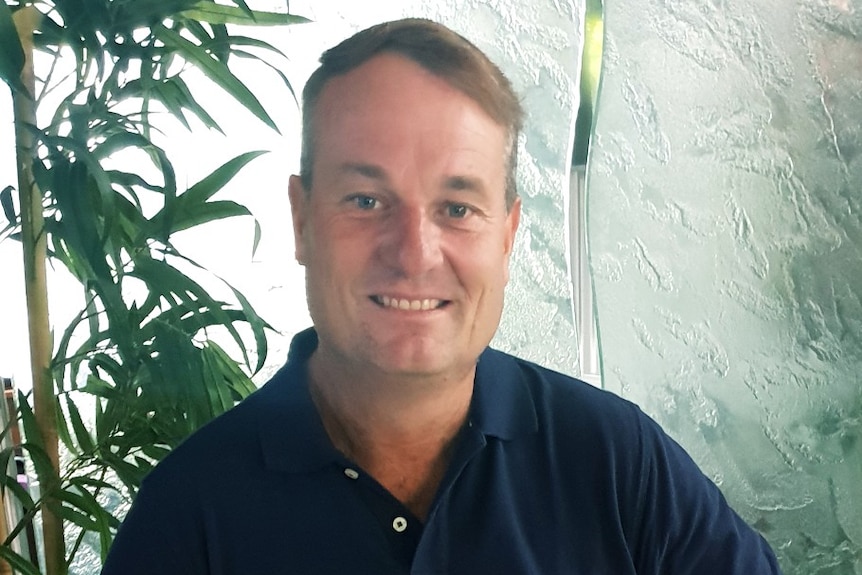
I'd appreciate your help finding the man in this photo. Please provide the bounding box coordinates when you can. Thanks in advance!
[102,18,782,574]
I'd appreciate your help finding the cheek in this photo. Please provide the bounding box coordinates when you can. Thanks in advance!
[308,228,367,280]
[459,250,511,297]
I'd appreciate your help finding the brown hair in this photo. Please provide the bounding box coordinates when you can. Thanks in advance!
[299,18,524,209]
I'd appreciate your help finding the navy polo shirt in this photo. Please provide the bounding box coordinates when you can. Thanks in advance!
[103,328,781,574]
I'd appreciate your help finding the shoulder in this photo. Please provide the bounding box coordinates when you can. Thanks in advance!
[484,350,781,572]
[475,346,681,509]
[481,347,653,438]
[139,362,300,491]
[478,347,699,501]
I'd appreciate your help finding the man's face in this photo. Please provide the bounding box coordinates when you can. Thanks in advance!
[289,53,520,382]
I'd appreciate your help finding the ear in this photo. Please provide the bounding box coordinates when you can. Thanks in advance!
[504,197,521,257]
[502,197,521,283]
[288,175,309,266]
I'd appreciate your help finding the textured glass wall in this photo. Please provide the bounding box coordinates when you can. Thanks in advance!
[588,1,862,573]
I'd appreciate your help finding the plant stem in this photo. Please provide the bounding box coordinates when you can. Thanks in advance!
[13,8,64,575]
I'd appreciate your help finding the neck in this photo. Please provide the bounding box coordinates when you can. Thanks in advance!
[306,350,475,519]
[307,349,475,452]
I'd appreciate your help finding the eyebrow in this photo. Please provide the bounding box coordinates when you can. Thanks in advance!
[444,175,486,194]
[337,162,386,180]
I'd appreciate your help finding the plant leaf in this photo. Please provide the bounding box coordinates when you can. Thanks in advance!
[57,504,100,531]
[252,217,261,258]
[0,444,12,475]
[154,26,279,132]
[68,475,121,494]
[230,46,297,104]
[0,3,25,92]
[136,76,222,133]
[1,185,16,224]
[227,283,269,373]
[135,255,255,368]
[17,391,43,450]
[65,394,95,454]
[99,451,147,495]
[151,151,264,234]
[184,150,267,205]
[71,485,118,559]
[176,200,252,232]
[54,397,76,453]
[179,2,310,26]
[139,444,171,461]
[200,345,235,413]
[206,341,257,398]
[0,546,40,575]
[0,467,36,509]
[109,0,199,32]
[17,443,57,492]
[80,376,116,399]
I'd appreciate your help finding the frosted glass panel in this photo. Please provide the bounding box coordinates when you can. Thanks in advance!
[588,1,862,573]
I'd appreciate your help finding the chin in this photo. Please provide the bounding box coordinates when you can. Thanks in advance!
[380,349,482,383]
[368,343,453,376]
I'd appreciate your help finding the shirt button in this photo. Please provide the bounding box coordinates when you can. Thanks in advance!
[392,517,408,532]
[343,468,359,480]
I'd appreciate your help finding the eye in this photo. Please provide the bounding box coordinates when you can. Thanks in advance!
[445,203,470,219]
[348,195,379,210]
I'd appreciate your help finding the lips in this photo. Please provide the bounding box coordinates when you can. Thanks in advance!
[371,295,447,311]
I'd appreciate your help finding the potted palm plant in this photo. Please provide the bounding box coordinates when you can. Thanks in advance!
[0,2,306,573]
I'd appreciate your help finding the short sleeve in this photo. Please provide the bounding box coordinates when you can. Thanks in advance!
[629,410,782,574]
[101,472,206,575]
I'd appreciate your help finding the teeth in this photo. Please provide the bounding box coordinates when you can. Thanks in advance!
[378,296,441,311]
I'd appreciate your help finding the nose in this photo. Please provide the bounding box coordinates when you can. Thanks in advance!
[380,205,443,277]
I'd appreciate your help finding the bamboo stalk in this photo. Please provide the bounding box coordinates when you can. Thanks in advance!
[12,7,64,575]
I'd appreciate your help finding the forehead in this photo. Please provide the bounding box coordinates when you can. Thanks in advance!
[311,53,508,184]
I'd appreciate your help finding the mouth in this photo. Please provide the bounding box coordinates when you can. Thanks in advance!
[370,295,449,311]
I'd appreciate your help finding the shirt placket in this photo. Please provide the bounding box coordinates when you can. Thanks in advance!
[339,463,424,570]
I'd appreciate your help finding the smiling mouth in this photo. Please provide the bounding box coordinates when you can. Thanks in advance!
[371,295,448,311]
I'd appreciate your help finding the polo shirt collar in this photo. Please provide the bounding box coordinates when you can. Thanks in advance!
[257,328,538,475]
[471,347,539,440]
[258,328,342,474]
